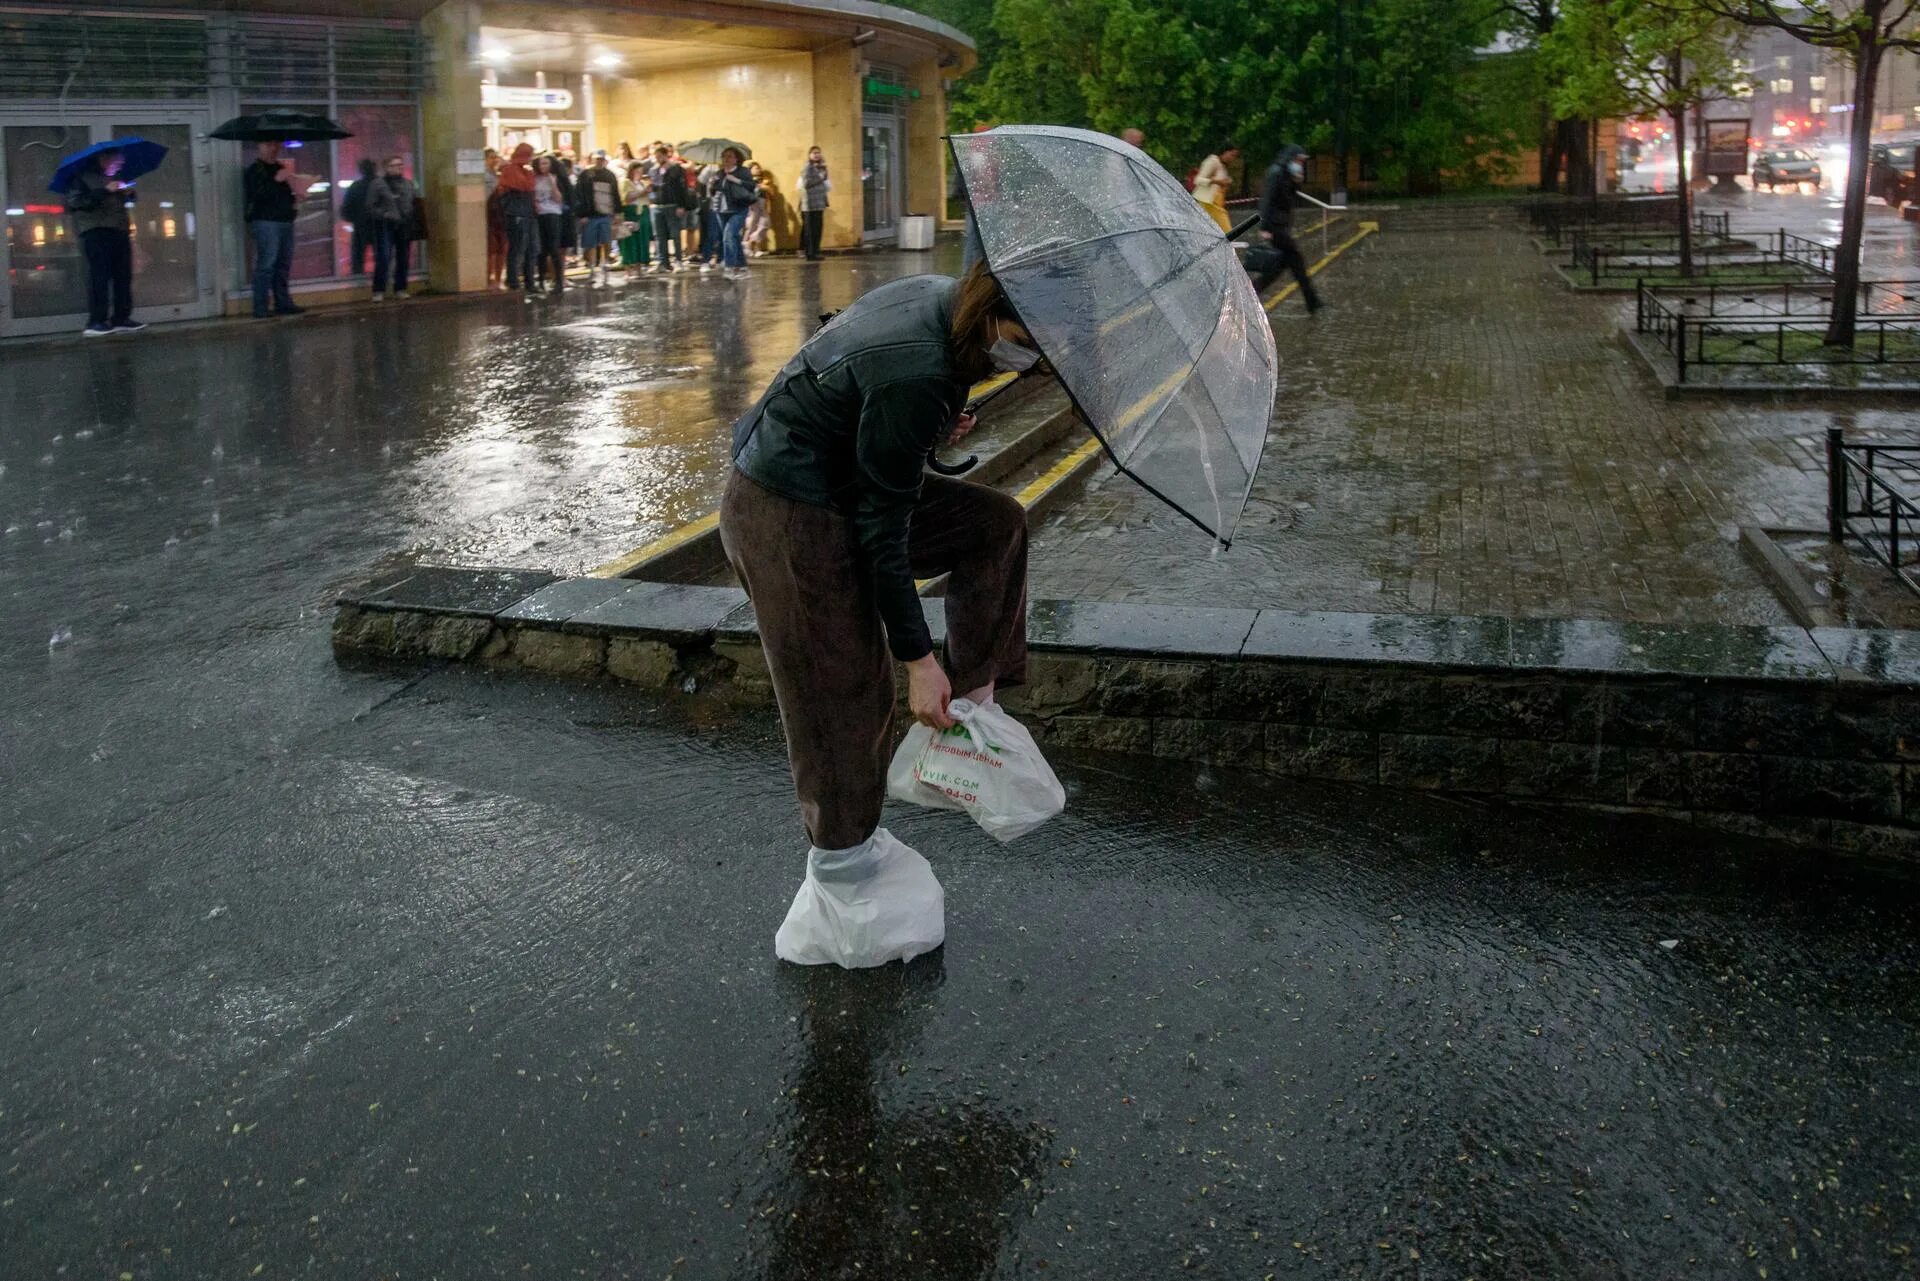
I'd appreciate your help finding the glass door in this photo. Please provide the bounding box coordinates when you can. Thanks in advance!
[2,114,216,337]
[861,117,899,241]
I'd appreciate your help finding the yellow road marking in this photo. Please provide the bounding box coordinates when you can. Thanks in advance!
[592,374,1014,578]
[1095,215,1343,339]
[589,511,719,578]
[593,216,1373,584]
[1265,220,1378,315]
[1015,437,1102,507]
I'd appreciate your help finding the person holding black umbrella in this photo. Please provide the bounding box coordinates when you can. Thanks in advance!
[64,149,142,337]
[244,142,305,317]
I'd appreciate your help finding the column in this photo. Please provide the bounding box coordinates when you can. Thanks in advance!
[420,0,488,293]
[902,54,945,226]
[810,43,862,250]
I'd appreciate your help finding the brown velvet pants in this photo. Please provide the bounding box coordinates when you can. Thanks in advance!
[720,469,1030,850]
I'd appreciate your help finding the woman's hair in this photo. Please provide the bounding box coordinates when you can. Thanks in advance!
[534,155,552,172]
[949,259,1017,384]
[628,162,646,179]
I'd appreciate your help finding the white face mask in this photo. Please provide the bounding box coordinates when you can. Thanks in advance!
[989,333,1040,373]
[1288,160,1305,180]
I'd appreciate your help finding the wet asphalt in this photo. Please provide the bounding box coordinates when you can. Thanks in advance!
[4,241,1920,1279]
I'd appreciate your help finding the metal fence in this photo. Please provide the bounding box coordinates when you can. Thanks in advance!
[1828,429,1920,595]
[1524,194,1679,236]
[1578,226,1835,287]
[1636,281,1920,381]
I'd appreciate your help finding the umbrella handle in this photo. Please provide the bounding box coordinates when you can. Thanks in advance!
[928,452,978,476]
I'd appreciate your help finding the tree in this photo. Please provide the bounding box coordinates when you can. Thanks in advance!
[1676,0,1920,346]
[1492,0,1600,194]
[1547,0,1743,275]
[902,0,1529,195]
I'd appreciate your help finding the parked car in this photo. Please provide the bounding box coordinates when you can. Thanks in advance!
[1867,139,1918,209]
[1752,148,1821,190]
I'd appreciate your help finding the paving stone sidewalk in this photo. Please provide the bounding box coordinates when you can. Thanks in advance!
[1028,225,1914,624]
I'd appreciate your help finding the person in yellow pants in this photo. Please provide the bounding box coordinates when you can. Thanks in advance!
[1192,144,1239,234]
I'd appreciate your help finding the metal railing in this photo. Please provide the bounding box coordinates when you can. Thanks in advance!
[1637,282,1920,382]
[1294,190,1348,259]
[1694,209,1731,238]
[1579,226,1834,287]
[1525,194,1679,240]
[1639,279,1920,320]
[1828,429,1920,595]
[1775,229,1836,276]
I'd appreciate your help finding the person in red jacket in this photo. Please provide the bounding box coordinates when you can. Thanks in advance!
[495,142,538,295]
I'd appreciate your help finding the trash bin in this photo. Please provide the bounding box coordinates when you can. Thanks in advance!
[899,214,935,251]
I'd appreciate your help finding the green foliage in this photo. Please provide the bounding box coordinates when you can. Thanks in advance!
[1544,0,1744,122]
[891,0,1537,193]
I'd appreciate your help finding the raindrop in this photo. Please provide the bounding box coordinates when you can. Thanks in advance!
[212,443,225,461]
[164,536,180,548]
[681,675,699,694]
[39,454,54,466]
[381,443,393,458]
[2,525,17,535]
[48,626,72,649]
[209,511,220,528]
[57,527,74,541]
[50,434,63,444]
[202,477,214,486]
[73,429,93,441]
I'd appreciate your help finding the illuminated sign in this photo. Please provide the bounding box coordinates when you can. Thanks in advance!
[482,85,575,111]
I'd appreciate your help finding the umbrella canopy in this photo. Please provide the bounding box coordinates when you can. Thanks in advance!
[949,126,1278,545]
[210,110,351,143]
[48,137,168,194]
[676,138,751,165]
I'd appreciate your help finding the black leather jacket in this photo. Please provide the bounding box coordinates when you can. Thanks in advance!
[731,274,966,663]
[1260,145,1306,234]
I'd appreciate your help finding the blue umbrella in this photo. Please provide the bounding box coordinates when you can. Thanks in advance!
[49,137,168,195]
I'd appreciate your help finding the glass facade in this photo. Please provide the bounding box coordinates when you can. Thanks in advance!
[234,19,425,287]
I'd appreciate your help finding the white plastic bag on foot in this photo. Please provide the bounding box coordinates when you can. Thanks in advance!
[773,828,944,967]
[887,698,1065,842]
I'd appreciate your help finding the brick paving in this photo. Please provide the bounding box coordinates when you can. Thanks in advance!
[1028,222,1915,624]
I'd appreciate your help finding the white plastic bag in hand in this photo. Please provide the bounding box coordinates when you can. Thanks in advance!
[887,698,1065,842]
[774,829,944,967]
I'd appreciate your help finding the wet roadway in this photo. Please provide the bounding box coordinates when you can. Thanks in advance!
[4,244,1920,1279]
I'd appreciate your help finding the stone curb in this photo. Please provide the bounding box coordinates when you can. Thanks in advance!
[333,566,1920,860]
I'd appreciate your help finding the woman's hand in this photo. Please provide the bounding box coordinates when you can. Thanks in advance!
[906,654,954,729]
[949,412,978,443]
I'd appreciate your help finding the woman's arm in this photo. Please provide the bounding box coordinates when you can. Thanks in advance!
[852,375,954,668]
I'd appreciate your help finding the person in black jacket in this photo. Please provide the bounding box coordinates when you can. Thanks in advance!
[721,262,1041,966]
[645,144,686,273]
[1253,144,1320,312]
[244,142,305,318]
[65,150,141,336]
[341,156,378,276]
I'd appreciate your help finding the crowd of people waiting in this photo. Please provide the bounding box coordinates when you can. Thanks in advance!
[479,139,834,296]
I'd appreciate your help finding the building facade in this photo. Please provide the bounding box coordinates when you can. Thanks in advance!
[0,0,972,337]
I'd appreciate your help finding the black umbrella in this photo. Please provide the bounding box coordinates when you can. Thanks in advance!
[210,110,351,143]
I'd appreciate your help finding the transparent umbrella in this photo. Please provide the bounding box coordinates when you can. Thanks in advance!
[949,125,1278,545]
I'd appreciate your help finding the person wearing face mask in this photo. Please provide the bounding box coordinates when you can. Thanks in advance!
[721,261,1038,968]
[1255,144,1321,313]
